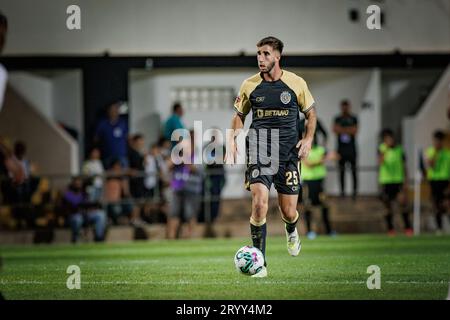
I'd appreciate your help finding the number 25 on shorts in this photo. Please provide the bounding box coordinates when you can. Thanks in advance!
[285,171,299,186]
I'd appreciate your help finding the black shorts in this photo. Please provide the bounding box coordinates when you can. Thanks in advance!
[381,183,402,202]
[300,179,325,206]
[429,180,448,204]
[245,160,301,195]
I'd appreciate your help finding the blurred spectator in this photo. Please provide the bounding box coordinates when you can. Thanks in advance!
[424,130,450,234]
[11,141,39,229]
[300,135,336,239]
[30,177,54,227]
[152,137,172,222]
[315,118,328,147]
[104,159,143,226]
[333,99,358,199]
[128,133,146,200]
[158,136,172,159]
[0,12,14,202]
[82,147,104,203]
[163,102,185,145]
[144,143,159,198]
[94,102,129,169]
[167,131,204,239]
[202,130,226,228]
[300,117,328,147]
[140,143,158,223]
[0,138,25,195]
[378,129,412,236]
[62,176,106,243]
[0,11,7,111]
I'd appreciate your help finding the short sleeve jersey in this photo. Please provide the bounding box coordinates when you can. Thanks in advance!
[378,143,405,184]
[425,147,450,181]
[234,70,315,162]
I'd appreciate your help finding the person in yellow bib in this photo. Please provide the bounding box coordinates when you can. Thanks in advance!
[425,130,450,234]
[378,129,413,236]
[299,136,336,239]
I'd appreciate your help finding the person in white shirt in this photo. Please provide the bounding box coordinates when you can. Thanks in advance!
[82,148,105,202]
[144,145,158,194]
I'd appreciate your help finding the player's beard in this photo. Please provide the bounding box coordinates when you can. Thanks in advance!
[260,60,276,74]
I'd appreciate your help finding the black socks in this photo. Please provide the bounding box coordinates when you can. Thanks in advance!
[250,218,267,266]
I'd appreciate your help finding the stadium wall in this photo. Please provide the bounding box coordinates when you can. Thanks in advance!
[0,86,79,181]
[8,72,54,120]
[1,0,449,55]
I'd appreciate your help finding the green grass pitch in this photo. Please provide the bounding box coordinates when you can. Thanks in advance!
[1,234,449,300]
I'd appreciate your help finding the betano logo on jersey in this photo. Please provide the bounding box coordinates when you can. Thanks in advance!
[256,109,289,118]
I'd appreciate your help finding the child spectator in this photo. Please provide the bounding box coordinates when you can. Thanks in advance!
[167,131,204,239]
[62,176,106,243]
[82,147,104,203]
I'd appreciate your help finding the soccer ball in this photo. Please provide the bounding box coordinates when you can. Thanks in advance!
[234,245,265,275]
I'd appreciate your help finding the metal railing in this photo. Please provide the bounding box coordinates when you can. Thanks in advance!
[0,164,439,234]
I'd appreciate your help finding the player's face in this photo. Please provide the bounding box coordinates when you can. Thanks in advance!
[257,45,280,73]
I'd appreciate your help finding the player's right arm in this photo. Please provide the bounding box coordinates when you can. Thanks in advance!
[225,82,251,164]
[225,113,245,164]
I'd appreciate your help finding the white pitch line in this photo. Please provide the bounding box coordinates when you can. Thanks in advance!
[1,280,448,286]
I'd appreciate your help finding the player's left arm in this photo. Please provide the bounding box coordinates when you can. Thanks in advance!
[297,107,317,160]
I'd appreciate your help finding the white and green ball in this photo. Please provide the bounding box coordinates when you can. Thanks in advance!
[234,245,265,275]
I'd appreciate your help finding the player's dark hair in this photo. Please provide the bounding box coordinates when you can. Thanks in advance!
[381,128,394,139]
[173,102,182,113]
[433,130,445,141]
[257,36,284,54]
[0,11,7,29]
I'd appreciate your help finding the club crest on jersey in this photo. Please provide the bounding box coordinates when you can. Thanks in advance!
[280,91,291,105]
[252,169,260,178]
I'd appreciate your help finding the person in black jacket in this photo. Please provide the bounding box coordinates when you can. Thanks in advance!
[333,100,358,199]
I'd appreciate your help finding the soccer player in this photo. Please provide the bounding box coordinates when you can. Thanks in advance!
[378,129,413,236]
[424,130,450,234]
[225,36,317,277]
